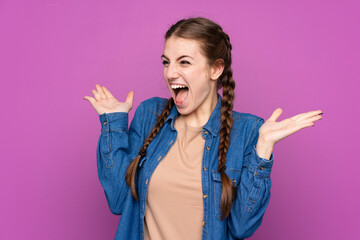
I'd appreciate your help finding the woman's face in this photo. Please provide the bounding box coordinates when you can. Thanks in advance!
[161,36,218,116]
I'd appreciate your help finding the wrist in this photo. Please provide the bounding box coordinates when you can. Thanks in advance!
[255,138,274,160]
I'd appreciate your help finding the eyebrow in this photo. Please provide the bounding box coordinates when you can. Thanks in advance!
[161,54,194,61]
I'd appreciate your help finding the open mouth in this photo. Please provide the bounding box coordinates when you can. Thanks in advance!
[171,84,189,104]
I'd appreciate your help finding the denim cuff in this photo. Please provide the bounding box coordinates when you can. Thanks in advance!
[99,112,128,133]
[247,145,274,177]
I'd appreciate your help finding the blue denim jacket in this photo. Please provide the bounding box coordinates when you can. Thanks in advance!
[97,94,274,240]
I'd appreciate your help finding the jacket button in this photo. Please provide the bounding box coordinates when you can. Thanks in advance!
[232,179,236,184]
[203,221,206,226]
[203,194,207,199]
[204,131,208,135]
[260,166,266,170]
[206,146,210,150]
[104,121,107,125]
[203,166,207,171]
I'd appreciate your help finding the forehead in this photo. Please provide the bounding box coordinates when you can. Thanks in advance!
[163,36,205,58]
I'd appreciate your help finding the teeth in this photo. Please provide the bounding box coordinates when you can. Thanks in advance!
[171,84,187,89]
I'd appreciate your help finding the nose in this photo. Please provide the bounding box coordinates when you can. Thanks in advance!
[165,63,180,80]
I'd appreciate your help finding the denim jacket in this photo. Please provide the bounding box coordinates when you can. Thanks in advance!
[97,94,274,240]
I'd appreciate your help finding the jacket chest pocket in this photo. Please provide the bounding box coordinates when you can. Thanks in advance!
[212,170,241,220]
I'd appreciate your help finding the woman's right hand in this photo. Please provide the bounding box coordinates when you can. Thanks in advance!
[84,84,134,115]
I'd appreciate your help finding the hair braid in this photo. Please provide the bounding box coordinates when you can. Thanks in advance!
[125,98,175,200]
[217,32,237,220]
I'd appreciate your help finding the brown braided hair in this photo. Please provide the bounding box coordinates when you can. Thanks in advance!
[125,97,174,201]
[125,17,236,220]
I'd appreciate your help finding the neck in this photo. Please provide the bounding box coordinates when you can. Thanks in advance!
[181,90,218,128]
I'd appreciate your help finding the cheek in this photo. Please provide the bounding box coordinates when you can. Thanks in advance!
[191,67,210,82]
[203,71,210,81]
[190,73,211,96]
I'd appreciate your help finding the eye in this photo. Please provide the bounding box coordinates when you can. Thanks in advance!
[180,60,190,65]
[162,60,169,65]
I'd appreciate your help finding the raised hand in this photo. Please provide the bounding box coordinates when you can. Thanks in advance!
[259,108,323,145]
[84,84,134,115]
[254,108,323,160]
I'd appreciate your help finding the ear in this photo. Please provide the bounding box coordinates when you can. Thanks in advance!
[210,59,225,81]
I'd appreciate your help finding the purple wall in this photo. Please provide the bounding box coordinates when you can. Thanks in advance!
[1,0,359,239]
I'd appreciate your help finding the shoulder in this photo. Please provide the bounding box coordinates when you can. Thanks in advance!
[231,110,265,153]
[232,110,264,127]
[131,97,169,135]
[134,97,170,125]
[230,110,265,141]
[138,96,168,114]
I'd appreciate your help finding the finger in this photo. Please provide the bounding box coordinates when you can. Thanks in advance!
[300,114,323,124]
[91,89,102,101]
[297,110,323,121]
[83,96,96,104]
[293,110,323,121]
[102,86,114,99]
[95,84,106,99]
[267,108,282,122]
[125,91,134,108]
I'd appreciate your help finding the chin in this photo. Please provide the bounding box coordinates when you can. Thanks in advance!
[174,104,192,116]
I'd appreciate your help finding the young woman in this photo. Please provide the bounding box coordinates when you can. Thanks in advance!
[84,17,323,240]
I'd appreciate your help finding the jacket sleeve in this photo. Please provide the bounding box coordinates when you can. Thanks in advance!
[96,102,146,215]
[228,117,274,239]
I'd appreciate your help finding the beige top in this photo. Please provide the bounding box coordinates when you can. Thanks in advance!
[144,115,205,240]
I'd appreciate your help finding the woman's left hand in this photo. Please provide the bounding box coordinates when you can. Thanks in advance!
[259,108,323,146]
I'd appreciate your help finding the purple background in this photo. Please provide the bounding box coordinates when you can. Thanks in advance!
[1,0,359,239]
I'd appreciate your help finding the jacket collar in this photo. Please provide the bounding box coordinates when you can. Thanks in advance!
[164,93,222,137]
